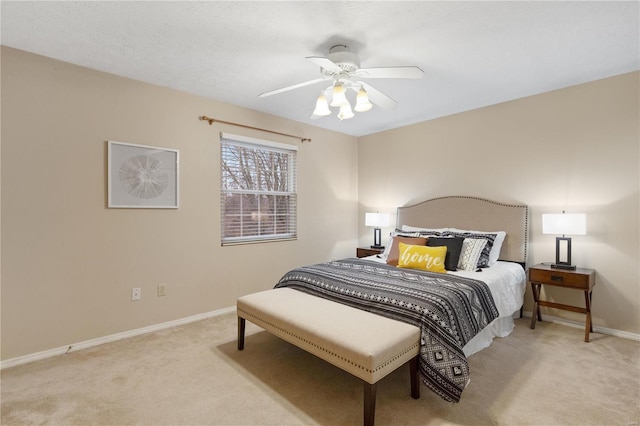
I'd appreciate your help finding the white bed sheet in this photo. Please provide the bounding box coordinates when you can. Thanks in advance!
[363,256,526,357]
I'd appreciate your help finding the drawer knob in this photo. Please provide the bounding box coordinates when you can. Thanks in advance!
[551,275,564,282]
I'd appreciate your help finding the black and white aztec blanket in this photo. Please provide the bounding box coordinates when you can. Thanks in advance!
[274,258,499,402]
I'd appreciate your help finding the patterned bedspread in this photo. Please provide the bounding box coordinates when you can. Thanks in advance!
[274,258,499,402]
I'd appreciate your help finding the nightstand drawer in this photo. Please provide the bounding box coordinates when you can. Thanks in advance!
[529,268,589,289]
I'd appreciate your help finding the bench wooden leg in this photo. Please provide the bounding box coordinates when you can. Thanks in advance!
[363,382,377,426]
[410,357,420,399]
[237,317,245,350]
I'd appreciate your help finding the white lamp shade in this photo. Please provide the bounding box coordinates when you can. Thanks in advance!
[337,102,354,121]
[312,94,331,116]
[542,213,586,235]
[365,212,390,227]
[354,88,373,112]
[330,83,348,107]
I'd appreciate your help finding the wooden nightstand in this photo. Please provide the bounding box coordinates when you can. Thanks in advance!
[356,247,384,258]
[529,263,596,342]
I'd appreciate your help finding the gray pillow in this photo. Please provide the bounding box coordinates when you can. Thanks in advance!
[426,237,464,271]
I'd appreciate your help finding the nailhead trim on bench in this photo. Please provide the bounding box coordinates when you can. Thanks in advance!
[237,308,420,376]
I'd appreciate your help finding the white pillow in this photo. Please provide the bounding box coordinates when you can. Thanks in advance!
[457,238,488,271]
[381,233,394,260]
[448,228,506,266]
[488,232,506,265]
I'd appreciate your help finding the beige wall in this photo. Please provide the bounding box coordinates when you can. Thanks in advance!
[2,46,638,362]
[358,71,640,336]
[0,47,359,360]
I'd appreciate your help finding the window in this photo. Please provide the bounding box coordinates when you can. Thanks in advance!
[220,133,298,245]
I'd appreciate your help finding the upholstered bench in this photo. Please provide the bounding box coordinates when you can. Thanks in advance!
[237,288,421,426]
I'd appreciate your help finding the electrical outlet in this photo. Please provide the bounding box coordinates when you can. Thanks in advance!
[157,284,166,297]
[131,287,141,301]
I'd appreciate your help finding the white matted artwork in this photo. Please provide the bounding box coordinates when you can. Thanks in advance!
[108,141,179,208]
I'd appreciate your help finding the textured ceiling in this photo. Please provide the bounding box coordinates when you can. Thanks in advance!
[2,1,638,137]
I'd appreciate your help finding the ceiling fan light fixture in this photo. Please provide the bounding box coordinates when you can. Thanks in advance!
[330,83,348,107]
[354,87,373,112]
[337,102,354,121]
[262,44,422,122]
[312,94,331,116]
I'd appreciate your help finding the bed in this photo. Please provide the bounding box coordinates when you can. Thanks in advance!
[237,196,528,425]
[392,195,529,356]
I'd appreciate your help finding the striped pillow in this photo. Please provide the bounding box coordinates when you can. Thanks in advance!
[457,238,487,271]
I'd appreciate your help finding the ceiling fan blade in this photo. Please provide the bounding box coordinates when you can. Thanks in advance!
[259,77,328,97]
[359,82,398,110]
[355,66,424,79]
[306,56,343,74]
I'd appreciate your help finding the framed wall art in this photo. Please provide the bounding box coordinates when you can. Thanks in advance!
[108,141,179,208]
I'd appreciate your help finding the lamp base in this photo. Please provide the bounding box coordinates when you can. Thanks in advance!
[371,227,385,251]
[550,263,577,270]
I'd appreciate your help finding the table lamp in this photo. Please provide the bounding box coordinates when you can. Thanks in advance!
[542,211,586,270]
[365,212,390,249]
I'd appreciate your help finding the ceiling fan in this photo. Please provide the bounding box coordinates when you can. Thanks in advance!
[259,45,424,120]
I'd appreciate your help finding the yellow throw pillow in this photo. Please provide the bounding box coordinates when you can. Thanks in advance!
[386,236,428,266]
[397,243,447,273]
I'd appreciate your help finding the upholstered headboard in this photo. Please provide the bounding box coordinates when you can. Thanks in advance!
[396,196,529,264]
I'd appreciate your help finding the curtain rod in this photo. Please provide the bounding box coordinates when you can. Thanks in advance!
[199,115,311,143]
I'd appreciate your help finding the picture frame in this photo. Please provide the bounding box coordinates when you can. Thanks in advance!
[108,141,179,208]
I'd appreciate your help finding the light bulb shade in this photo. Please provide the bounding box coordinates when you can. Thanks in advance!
[354,88,373,112]
[365,212,390,227]
[312,94,331,116]
[337,102,354,121]
[366,212,389,249]
[330,84,348,107]
[542,213,586,235]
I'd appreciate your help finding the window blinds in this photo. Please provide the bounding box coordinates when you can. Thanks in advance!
[220,133,297,245]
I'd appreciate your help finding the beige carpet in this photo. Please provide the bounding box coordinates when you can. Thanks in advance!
[1,313,639,425]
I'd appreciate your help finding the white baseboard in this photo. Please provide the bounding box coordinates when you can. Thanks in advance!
[0,306,237,370]
[3,307,638,370]
[521,310,640,342]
